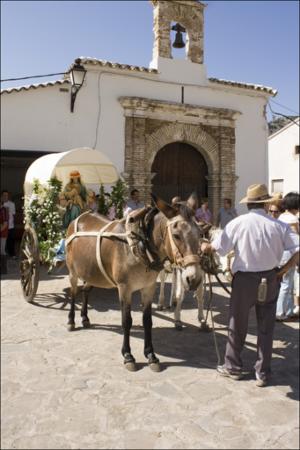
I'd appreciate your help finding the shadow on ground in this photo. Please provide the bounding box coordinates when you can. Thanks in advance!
[19,276,299,401]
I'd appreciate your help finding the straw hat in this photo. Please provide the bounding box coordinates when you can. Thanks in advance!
[240,183,274,204]
[271,191,283,200]
[69,170,81,178]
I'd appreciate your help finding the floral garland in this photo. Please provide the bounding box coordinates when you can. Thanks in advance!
[24,178,63,267]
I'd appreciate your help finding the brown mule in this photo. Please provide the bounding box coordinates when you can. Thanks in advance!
[65,194,203,371]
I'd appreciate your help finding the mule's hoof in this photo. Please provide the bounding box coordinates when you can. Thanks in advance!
[67,323,75,332]
[199,321,211,332]
[157,305,164,311]
[147,353,160,372]
[149,362,161,372]
[123,353,136,371]
[82,319,91,328]
[175,322,183,331]
[124,361,137,372]
[147,353,161,372]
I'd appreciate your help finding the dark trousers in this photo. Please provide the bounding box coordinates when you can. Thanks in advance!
[224,269,280,379]
[5,228,15,257]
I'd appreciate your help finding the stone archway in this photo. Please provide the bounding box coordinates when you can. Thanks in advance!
[147,122,219,173]
[145,122,222,216]
[119,97,239,219]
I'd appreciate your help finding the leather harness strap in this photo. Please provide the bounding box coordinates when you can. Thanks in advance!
[65,212,130,287]
[95,222,117,287]
[166,215,200,268]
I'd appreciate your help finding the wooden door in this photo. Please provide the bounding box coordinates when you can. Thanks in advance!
[151,142,208,203]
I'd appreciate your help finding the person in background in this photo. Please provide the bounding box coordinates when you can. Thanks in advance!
[276,192,300,321]
[105,193,117,221]
[278,192,299,234]
[1,190,16,258]
[268,197,284,220]
[217,198,238,229]
[201,184,299,387]
[293,210,300,317]
[123,189,145,218]
[87,189,98,212]
[195,198,212,224]
[0,198,9,274]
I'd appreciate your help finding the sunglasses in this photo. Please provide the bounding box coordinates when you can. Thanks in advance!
[269,209,280,214]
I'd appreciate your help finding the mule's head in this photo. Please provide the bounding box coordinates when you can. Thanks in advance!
[152,193,203,291]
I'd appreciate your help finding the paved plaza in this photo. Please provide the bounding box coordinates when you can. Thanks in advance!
[1,259,299,449]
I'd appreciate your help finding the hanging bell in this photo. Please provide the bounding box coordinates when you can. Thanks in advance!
[172,23,186,49]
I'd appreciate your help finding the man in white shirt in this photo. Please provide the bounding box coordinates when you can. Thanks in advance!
[201,184,299,387]
[1,191,16,258]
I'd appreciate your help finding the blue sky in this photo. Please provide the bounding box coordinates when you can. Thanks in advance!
[1,0,299,120]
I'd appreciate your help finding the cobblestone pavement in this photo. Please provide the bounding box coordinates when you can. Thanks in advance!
[1,259,299,449]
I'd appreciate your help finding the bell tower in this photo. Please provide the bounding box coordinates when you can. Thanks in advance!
[150,0,207,83]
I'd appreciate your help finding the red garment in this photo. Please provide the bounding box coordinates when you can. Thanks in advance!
[0,206,9,238]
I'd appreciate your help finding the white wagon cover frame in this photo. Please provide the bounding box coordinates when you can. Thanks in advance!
[24,147,119,195]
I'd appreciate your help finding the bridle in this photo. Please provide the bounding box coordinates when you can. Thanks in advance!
[164,215,200,269]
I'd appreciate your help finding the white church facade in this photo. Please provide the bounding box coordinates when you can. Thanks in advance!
[1,0,277,218]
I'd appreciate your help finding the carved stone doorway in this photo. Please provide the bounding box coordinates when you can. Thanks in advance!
[151,142,208,203]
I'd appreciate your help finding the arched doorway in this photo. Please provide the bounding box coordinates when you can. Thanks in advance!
[151,142,208,203]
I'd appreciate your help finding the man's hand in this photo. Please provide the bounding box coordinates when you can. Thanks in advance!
[201,242,213,254]
[276,251,299,280]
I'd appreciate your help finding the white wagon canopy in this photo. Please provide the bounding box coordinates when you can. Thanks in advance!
[24,147,119,196]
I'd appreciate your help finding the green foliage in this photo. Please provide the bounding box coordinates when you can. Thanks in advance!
[98,184,109,215]
[24,178,63,267]
[110,179,128,219]
[268,115,298,136]
[97,179,128,219]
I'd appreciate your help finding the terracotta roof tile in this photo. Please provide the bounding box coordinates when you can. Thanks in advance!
[1,60,276,97]
[1,79,70,94]
[78,57,158,74]
[208,77,277,96]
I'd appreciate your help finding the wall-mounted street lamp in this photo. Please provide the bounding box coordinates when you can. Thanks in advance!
[69,58,87,113]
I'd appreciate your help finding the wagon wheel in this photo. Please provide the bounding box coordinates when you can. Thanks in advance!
[19,225,40,303]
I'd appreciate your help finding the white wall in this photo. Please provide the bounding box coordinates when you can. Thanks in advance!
[268,121,299,195]
[1,65,270,213]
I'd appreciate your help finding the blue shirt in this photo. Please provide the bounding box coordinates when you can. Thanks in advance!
[212,209,299,273]
[217,207,238,229]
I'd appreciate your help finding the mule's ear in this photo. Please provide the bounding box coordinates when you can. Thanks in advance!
[151,193,177,219]
[186,192,198,212]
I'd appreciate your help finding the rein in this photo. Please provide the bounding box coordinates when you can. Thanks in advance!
[198,236,233,295]
[214,273,232,295]
[205,274,222,366]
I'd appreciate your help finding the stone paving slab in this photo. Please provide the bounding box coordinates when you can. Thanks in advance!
[1,260,299,449]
